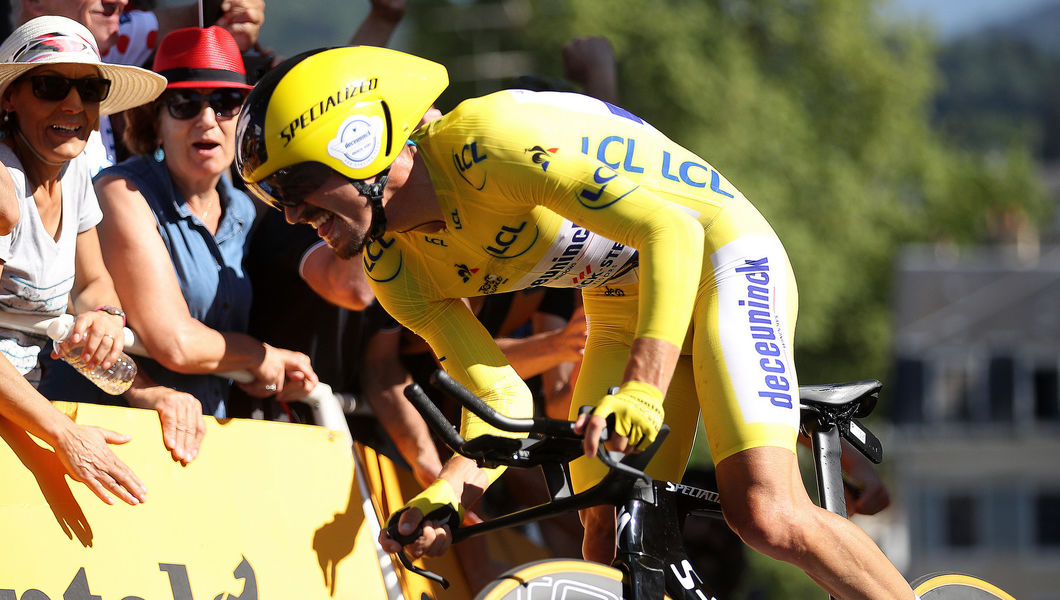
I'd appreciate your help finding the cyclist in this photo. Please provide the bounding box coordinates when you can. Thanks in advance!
[235,46,919,600]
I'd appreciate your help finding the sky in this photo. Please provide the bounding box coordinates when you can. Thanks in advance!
[887,0,1060,38]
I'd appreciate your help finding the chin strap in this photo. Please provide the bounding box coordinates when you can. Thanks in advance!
[348,166,391,242]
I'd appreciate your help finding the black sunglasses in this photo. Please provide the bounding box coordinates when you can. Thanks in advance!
[26,75,111,103]
[250,162,390,208]
[161,89,247,120]
[251,161,335,209]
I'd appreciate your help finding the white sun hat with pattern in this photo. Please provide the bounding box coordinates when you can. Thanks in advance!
[0,15,166,115]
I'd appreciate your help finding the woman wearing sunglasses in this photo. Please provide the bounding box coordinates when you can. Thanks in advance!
[0,16,165,503]
[92,26,318,450]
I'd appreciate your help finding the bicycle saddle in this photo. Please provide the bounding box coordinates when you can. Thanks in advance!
[799,380,881,418]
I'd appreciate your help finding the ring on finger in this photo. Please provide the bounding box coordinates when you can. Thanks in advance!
[264,383,278,392]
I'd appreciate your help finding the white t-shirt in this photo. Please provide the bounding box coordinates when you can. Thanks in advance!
[0,144,104,385]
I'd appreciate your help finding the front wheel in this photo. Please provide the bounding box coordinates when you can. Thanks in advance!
[913,573,1017,600]
[475,559,629,600]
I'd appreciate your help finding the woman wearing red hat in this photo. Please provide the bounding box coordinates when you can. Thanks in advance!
[88,26,318,463]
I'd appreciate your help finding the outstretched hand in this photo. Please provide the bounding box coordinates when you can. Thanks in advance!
[54,423,146,505]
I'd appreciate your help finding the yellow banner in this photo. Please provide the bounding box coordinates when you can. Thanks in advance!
[0,403,398,599]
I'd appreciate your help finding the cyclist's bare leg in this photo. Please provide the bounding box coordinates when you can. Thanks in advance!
[715,446,915,600]
[578,505,617,564]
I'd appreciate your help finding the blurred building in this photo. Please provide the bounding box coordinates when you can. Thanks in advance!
[884,242,1060,599]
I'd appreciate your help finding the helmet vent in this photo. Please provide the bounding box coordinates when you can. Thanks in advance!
[381,99,393,158]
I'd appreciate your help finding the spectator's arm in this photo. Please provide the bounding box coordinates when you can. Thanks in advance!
[299,242,375,311]
[152,3,199,39]
[562,36,619,105]
[0,167,18,235]
[94,174,316,399]
[494,305,586,380]
[533,309,582,420]
[123,369,205,465]
[66,226,128,371]
[350,0,406,46]
[360,328,442,488]
[216,0,265,51]
[155,0,264,51]
[0,348,145,505]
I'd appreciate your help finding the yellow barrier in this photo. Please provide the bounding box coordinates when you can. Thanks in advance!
[0,403,394,599]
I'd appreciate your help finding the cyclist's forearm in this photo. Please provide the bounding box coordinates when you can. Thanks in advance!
[623,336,680,394]
[438,454,494,509]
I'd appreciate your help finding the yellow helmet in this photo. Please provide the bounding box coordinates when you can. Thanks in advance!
[235,46,449,210]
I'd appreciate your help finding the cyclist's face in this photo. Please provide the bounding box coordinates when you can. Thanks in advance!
[283,172,374,259]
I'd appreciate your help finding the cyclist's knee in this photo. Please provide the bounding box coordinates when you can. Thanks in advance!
[722,487,813,563]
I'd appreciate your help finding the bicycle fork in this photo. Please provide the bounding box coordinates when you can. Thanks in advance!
[613,482,719,600]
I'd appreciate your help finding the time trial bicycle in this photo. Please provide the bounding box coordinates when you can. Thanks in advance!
[389,370,1016,600]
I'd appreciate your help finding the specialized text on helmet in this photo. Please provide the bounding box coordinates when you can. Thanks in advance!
[280,78,378,146]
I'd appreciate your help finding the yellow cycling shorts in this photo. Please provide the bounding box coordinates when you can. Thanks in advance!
[569,196,801,490]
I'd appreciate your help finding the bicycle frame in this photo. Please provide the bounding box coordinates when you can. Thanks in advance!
[397,371,883,600]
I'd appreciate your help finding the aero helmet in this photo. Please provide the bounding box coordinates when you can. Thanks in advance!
[235,46,449,216]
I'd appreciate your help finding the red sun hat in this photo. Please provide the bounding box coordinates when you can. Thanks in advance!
[152,26,252,90]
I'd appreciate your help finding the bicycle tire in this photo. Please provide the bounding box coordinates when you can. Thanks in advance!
[913,573,1017,600]
[475,558,673,600]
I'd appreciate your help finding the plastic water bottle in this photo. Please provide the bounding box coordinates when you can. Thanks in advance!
[46,318,137,395]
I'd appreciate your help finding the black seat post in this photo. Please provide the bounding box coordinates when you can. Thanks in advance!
[805,415,847,517]
[801,410,846,600]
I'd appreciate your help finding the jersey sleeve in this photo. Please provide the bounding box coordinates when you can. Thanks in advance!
[362,234,533,462]
[504,147,704,348]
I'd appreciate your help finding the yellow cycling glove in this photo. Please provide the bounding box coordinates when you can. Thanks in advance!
[592,380,665,448]
[387,479,466,544]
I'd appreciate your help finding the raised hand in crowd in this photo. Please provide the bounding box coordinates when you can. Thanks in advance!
[216,0,266,51]
[350,0,407,46]
[562,36,620,105]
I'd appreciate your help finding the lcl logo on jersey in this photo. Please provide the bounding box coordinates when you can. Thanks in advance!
[363,235,402,283]
[452,141,487,190]
[483,220,539,259]
[578,166,633,210]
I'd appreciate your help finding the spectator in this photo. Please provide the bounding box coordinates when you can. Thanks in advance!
[0,15,164,502]
[15,0,266,169]
[90,26,316,428]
